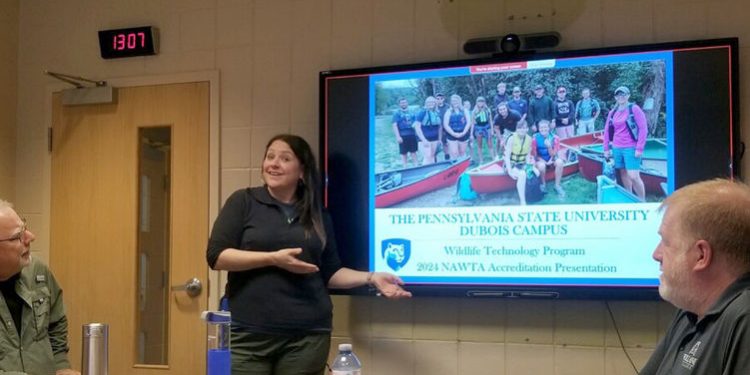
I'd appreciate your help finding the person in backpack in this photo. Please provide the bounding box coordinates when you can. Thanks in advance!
[603,86,648,201]
[414,96,443,165]
[531,120,566,198]
[575,88,601,135]
[504,120,534,205]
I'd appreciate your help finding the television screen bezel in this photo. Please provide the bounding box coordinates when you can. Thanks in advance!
[319,37,741,300]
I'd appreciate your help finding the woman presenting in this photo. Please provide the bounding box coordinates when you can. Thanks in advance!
[207,134,411,375]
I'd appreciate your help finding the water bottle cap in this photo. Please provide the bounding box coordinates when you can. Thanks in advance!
[201,310,231,323]
[338,343,352,352]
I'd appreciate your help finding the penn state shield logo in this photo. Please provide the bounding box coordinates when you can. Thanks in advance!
[381,238,411,271]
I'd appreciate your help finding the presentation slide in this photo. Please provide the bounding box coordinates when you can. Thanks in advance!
[374,204,661,286]
[369,51,672,286]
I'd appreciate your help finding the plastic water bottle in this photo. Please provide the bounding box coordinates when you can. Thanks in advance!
[330,343,362,375]
[202,310,231,375]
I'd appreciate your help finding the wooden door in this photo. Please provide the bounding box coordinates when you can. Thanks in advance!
[50,82,209,374]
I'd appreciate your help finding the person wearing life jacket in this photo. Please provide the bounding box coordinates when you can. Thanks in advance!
[471,96,494,164]
[414,96,442,165]
[504,120,534,205]
[603,86,648,201]
[531,120,566,198]
[391,97,419,168]
[442,94,471,160]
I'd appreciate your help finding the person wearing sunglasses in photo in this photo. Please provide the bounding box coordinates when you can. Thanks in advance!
[603,86,648,201]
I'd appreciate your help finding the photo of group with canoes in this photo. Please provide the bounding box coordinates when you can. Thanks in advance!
[373,59,669,208]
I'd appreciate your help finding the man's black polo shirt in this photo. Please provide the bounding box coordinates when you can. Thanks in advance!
[641,273,750,374]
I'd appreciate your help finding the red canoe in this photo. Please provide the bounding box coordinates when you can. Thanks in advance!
[575,137,667,195]
[577,151,667,196]
[466,133,600,194]
[375,156,471,208]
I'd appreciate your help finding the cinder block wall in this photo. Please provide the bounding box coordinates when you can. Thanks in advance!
[13,1,750,373]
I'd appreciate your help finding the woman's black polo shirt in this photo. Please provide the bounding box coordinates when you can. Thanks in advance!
[206,187,343,335]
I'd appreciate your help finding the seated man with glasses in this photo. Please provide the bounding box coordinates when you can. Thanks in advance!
[0,199,80,375]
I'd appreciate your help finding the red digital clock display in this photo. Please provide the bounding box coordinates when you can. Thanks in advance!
[112,31,147,50]
[98,26,158,59]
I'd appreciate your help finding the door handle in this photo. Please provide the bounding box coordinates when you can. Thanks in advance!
[171,277,202,298]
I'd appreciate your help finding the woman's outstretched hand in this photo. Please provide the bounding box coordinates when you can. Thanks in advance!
[370,272,412,298]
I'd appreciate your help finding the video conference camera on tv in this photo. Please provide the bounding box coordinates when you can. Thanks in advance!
[463,32,561,55]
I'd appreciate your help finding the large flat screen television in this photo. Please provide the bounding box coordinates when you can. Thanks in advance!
[320,38,740,299]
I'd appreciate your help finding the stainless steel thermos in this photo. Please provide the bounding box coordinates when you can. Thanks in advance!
[82,323,109,375]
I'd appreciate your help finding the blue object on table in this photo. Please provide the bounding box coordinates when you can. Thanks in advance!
[203,310,231,375]
[219,295,229,311]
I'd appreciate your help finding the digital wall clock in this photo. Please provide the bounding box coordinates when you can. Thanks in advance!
[98,26,159,59]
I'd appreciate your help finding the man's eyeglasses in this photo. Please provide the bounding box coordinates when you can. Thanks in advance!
[0,219,28,243]
[557,90,566,94]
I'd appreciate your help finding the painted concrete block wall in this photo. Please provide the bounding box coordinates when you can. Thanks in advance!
[11,0,750,373]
